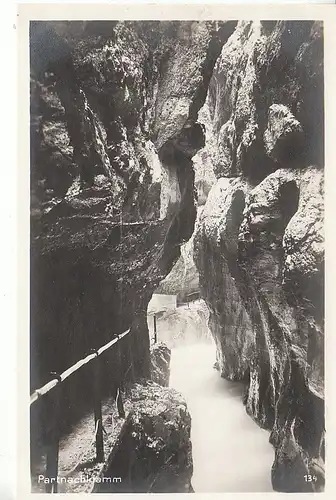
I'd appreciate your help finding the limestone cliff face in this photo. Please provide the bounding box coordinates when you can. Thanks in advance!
[194,21,324,492]
[29,21,237,426]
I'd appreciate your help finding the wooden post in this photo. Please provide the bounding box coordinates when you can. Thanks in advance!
[116,386,125,418]
[153,314,157,344]
[116,340,125,393]
[44,374,62,493]
[91,351,104,463]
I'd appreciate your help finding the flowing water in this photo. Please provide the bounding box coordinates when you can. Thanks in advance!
[170,343,274,492]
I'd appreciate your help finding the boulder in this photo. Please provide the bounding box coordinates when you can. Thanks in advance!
[96,382,193,493]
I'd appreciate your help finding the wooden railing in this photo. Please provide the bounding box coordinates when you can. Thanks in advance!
[30,328,130,493]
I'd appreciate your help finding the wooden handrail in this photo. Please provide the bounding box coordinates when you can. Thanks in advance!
[30,328,130,405]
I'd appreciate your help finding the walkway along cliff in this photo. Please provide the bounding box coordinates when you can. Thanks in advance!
[30,20,324,492]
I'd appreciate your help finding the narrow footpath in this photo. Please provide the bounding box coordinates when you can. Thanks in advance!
[169,343,274,492]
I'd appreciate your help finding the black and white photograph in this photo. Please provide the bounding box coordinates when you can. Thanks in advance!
[25,7,327,495]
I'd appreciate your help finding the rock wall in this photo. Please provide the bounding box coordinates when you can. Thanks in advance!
[29,20,237,428]
[194,21,324,492]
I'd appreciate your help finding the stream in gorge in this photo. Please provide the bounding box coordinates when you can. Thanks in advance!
[29,19,325,494]
[148,293,275,493]
[169,342,274,492]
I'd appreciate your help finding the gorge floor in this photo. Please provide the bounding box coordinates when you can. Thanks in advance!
[169,342,275,492]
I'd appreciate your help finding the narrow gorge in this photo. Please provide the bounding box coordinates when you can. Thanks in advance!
[30,20,324,493]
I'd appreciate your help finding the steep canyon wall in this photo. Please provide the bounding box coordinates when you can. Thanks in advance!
[194,21,324,492]
[30,20,236,426]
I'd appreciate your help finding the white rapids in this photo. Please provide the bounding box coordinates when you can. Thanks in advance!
[169,342,274,493]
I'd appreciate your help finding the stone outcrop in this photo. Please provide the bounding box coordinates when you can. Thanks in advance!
[150,342,171,386]
[198,20,323,180]
[263,104,304,163]
[194,21,324,492]
[96,382,193,493]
